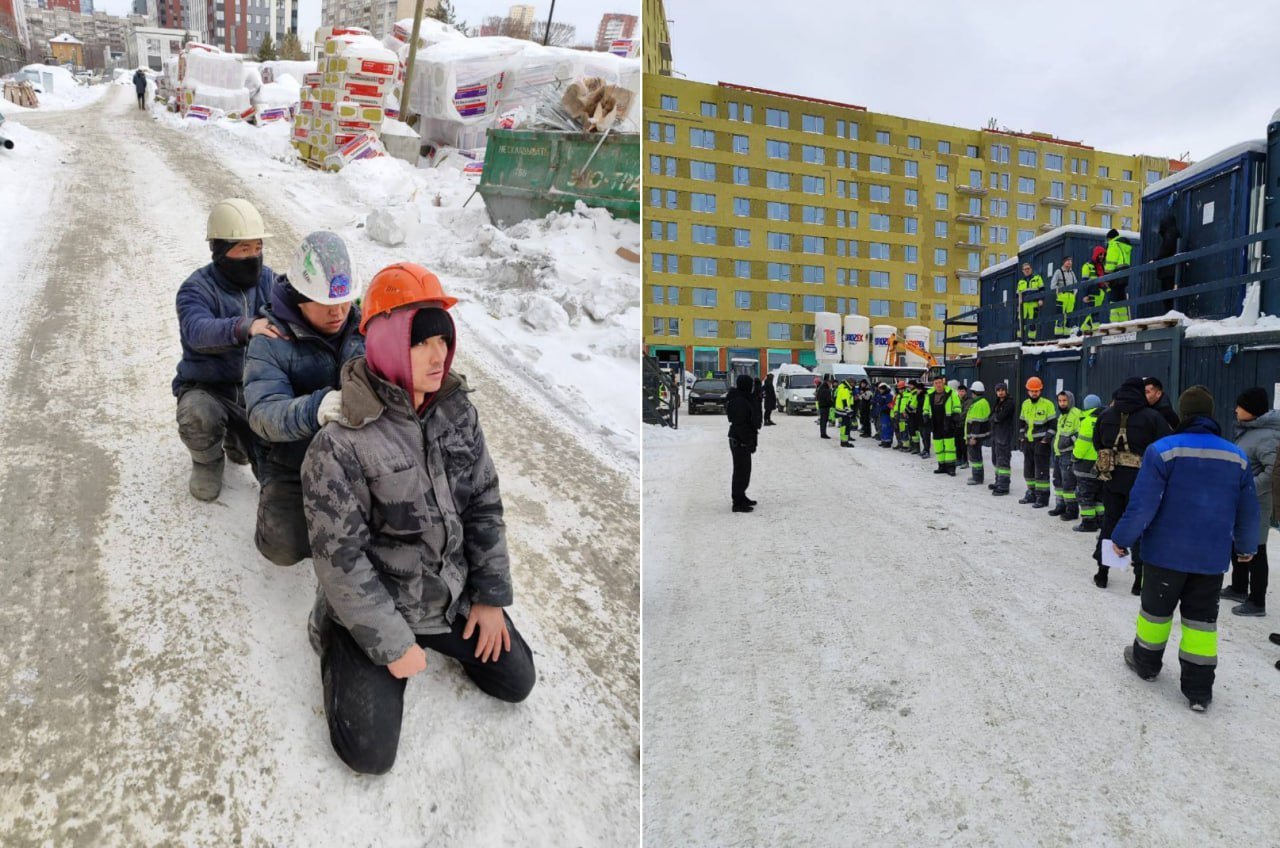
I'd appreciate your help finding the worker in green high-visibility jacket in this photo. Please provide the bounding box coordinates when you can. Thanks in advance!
[1071,394,1105,532]
[924,374,963,476]
[834,378,856,448]
[963,381,992,486]
[1019,376,1058,508]
[1017,262,1045,342]
[1049,391,1083,521]
[1104,229,1134,323]
[1079,245,1107,333]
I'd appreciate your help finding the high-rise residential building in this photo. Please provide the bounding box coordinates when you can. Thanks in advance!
[21,6,148,66]
[320,0,433,41]
[201,0,294,55]
[593,12,635,52]
[641,0,670,77]
[46,0,82,14]
[642,76,1182,373]
[508,4,534,27]
[0,0,30,47]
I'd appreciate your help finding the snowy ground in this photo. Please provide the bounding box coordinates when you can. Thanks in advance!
[0,66,110,115]
[0,85,637,846]
[643,411,1280,847]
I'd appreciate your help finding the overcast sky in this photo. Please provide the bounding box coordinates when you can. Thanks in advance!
[96,0,634,48]
[663,0,1279,162]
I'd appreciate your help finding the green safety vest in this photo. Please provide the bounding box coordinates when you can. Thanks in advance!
[965,395,991,439]
[835,383,853,411]
[1081,262,1098,279]
[1020,396,1057,441]
[1053,406,1082,455]
[1104,237,1133,273]
[924,386,961,417]
[1073,408,1100,462]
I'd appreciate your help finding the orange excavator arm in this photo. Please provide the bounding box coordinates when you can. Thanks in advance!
[882,333,938,367]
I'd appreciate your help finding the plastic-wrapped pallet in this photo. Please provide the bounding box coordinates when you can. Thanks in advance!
[408,36,526,125]
[184,49,243,91]
[502,43,580,115]
[323,130,384,171]
[192,85,252,114]
[292,28,394,169]
[253,77,301,122]
[261,60,317,85]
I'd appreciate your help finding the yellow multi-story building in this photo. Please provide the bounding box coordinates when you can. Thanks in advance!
[643,74,1182,375]
[641,0,671,77]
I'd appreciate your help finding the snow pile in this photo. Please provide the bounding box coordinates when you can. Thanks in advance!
[260,60,316,85]
[0,64,108,113]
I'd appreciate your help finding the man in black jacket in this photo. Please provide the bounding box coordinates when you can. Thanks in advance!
[989,382,1017,495]
[1144,377,1180,430]
[726,374,761,512]
[858,380,873,437]
[1093,376,1174,590]
[815,376,834,440]
[763,374,777,425]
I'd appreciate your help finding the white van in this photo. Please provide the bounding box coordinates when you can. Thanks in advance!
[771,364,820,414]
[813,362,868,387]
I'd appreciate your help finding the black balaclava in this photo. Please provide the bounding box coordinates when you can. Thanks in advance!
[211,239,263,291]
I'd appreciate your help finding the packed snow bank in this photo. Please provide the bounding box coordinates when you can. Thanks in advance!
[644,411,1280,846]
[0,118,67,342]
[0,65,108,113]
[152,108,640,471]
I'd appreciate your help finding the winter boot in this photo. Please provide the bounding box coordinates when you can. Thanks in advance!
[1124,645,1158,681]
[1072,517,1099,533]
[933,465,949,474]
[1033,489,1051,509]
[967,477,983,486]
[1131,569,1142,596]
[1093,565,1108,589]
[189,457,225,502]
[1048,500,1066,517]
[1061,503,1079,522]
[1220,586,1249,604]
[992,486,1009,497]
[1232,601,1266,617]
[224,436,250,466]
[1018,490,1036,505]
[946,464,957,477]
[987,482,997,490]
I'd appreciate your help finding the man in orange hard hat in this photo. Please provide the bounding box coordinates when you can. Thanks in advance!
[301,263,535,775]
[1019,376,1058,508]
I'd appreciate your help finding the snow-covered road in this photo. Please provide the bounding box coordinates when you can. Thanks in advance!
[643,410,1280,847]
[0,86,638,845]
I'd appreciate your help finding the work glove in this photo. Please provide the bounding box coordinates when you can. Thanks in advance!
[317,390,344,427]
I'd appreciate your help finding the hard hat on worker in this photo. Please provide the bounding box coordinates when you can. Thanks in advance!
[1025,376,1043,391]
[207,198,270,241]
[971,381,985,393]
[360,262,458,334]
[289,231,358,305]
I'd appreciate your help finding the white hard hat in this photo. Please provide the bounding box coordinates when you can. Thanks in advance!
[207,198,270,241]
[971,381,986,393]
[947,379,960,390]
[288,231,358,304]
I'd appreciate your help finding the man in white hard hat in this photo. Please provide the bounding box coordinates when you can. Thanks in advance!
[244,232,364,565]
[172,198,280,501]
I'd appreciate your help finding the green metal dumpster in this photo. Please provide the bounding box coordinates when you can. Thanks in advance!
[477,129,640,226]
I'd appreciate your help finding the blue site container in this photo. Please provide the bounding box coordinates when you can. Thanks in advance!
[1141,141,1266,320]
[1020,348,1082,400]
[978,258,1020,346]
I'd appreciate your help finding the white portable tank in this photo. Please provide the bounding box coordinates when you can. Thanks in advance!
[904,325,932,367]
[814,312,841,363]
[843,314,870,365]
[871,324,897,366]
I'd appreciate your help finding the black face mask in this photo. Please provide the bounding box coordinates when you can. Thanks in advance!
[215,254,263,291]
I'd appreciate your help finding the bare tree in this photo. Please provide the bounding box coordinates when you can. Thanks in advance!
[278,31,306,60]
[530,20,576,47]
[480,15,531,40]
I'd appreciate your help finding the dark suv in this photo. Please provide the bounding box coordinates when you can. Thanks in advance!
[688,379,729,414]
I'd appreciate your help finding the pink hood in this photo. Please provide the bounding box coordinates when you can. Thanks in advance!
[364,306,456,412]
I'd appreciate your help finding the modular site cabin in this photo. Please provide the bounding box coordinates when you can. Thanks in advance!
[940,109,1280,420]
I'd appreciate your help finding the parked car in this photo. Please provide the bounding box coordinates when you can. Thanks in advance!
[688,378,729,414]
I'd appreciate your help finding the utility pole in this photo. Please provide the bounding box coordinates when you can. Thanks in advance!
[541,0,556,45]
[399,0,426,127]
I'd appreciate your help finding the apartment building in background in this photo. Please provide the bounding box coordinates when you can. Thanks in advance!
[594,12,635,52]
[320,0,432,41]
[642,75,1182,374]
[641,0,669,76]
[22,5,148,65]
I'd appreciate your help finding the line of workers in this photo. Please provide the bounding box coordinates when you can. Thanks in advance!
[1018,228,1134,342]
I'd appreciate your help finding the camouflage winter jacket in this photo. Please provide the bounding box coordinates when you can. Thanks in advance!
[301,357,512,666]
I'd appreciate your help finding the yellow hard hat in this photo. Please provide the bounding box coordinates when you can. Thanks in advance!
[207,198,270,241]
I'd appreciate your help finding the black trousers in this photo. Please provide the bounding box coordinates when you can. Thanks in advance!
[255,471,311,565]
[175,383,264,477]
[1130,563,1223,702]
[1095,486,1142,569]
[730,439,753,505]
[991,439,1012,492]
[320,611,535,775]
[818,406,831,437]
[1022,440,1052,499]
[1230,543,1269,608]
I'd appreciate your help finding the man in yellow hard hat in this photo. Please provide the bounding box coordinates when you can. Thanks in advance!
[173,198,280,502]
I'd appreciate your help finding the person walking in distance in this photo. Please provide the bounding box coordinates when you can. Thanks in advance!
[726,374,761,511]
[989,382,1017,496]
[1071,394,1105,532]
[1049,391,1082,522]
[1019,377,1057,508]
[1092,377,1173,590]
[762,373,777,426]
[815,375,834,440]
[1113,386,1258,712]
[1220,387,1279,617]
[132,68,148,109]
[964,381,991,486]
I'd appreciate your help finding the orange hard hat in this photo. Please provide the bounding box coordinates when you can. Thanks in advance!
[359,262,457,334]
[1025,376,1043,391]
[896,380,907,389]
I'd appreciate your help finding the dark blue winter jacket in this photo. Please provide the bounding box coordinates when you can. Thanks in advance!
[244,279,364,475]
[1111,417,1260,574]
[172,262,276,396]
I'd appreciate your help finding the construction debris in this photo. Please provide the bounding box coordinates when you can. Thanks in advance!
[3,81,38,108]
